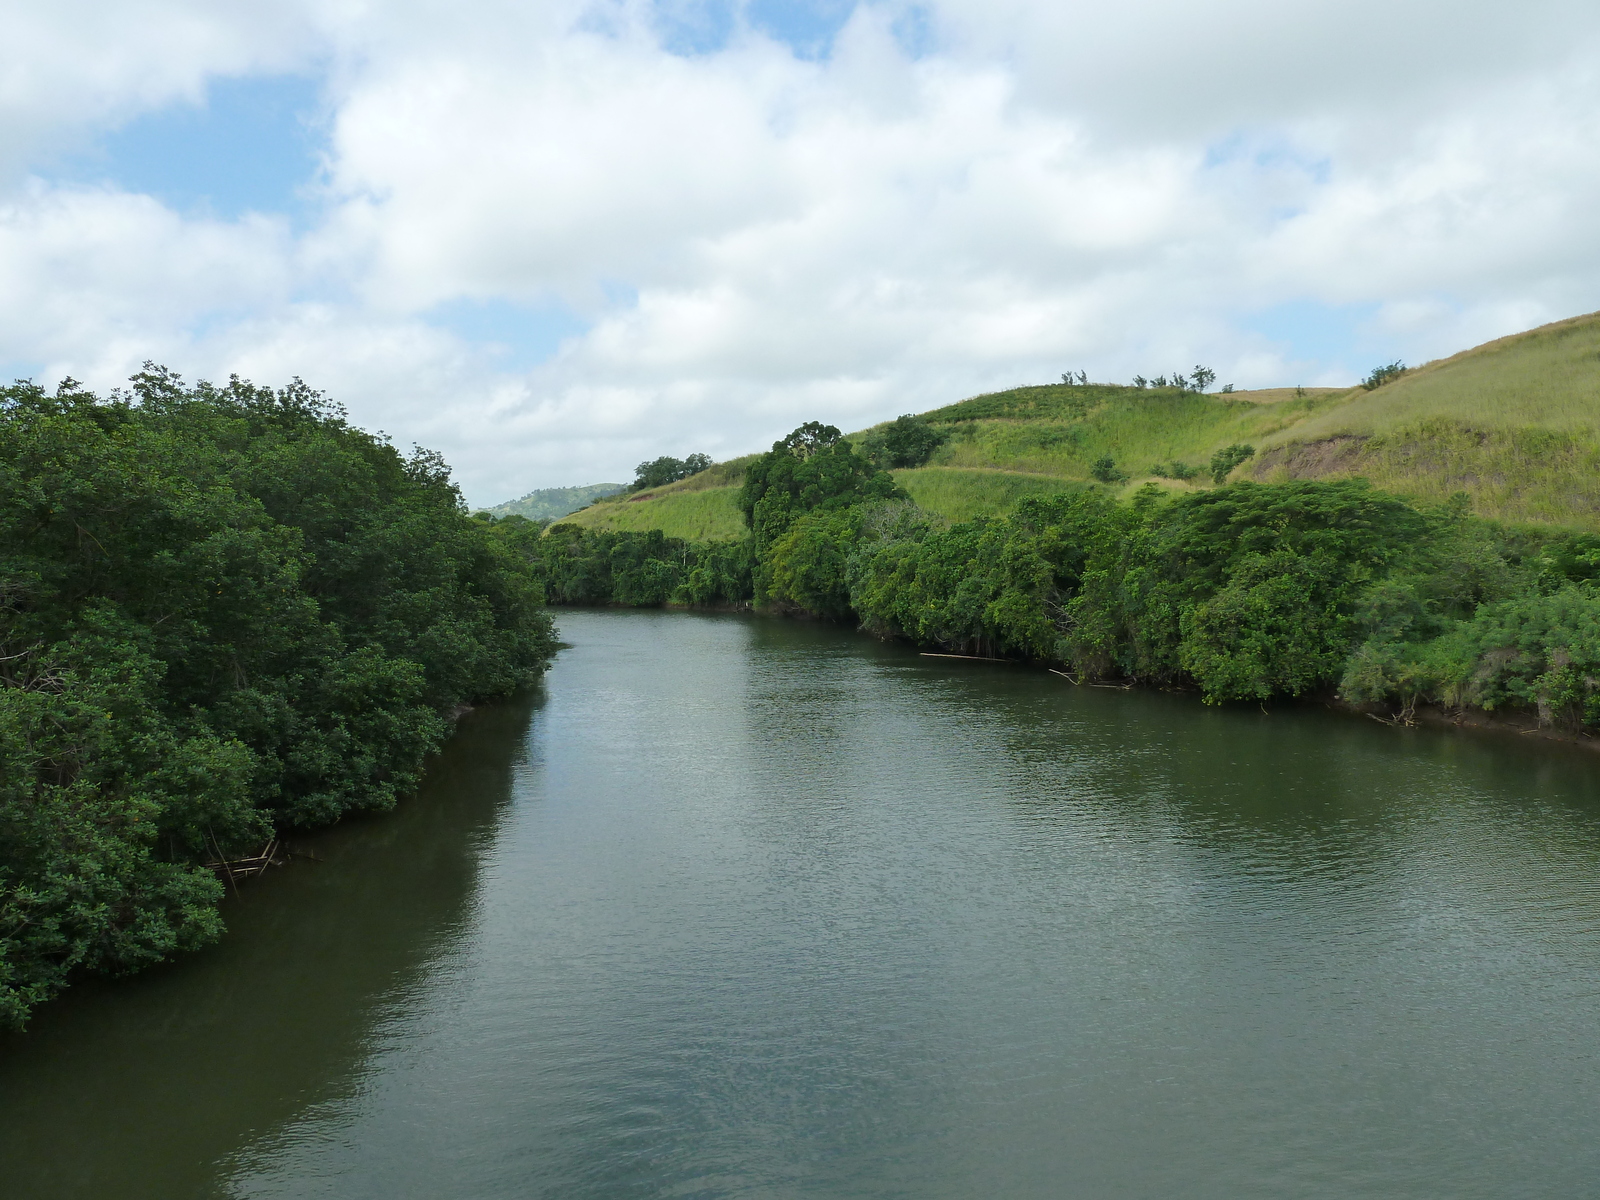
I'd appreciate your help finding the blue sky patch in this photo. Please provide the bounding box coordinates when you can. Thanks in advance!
[1203,131,1332,186]
[890,5,935,59]
[0,358,48,389]
[653,0,859,59]
[653,0,739,56]
[61,74,326,223]
[427,298,591,372]
[1243,299,1386,381]
[749,0,857,58]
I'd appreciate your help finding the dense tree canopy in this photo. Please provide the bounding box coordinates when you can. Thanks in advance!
[737,422,905,553]
[859,415,948,469]
[631,453,713,492]
[547,420,1600,742]
[0,369,556,1028]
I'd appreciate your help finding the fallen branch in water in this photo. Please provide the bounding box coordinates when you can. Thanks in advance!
[203,838,284,883]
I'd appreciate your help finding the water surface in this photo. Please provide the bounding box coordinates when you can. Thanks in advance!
[3,610,1599,1198]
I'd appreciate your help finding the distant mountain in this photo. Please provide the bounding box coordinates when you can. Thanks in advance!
[482,482,626,521]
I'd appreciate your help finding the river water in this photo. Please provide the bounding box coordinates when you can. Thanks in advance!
[3,610,1599,1198]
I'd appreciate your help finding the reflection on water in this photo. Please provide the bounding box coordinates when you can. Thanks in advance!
[0,694,538,1200]
[3,610,1599,1198]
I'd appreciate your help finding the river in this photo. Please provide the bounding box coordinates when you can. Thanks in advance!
[3,609,1599,1198]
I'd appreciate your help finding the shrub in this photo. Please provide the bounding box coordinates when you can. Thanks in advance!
[1092,455,1128,484]
[860,415,948,469]
[631,453,713,492]
[1363,361,1407,390]
[1209,443,1255,483]
[1151,460,1198,481]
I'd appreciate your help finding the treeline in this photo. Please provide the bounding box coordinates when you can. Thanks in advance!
[521,419,1600,731]
[630,453,712,492]
[0,369,556,1028]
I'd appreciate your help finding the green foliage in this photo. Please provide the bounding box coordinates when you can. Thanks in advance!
[0,369,557,1026]
[1209,443,1255,483]
[850,490,1124,661]
[1342,585,1600,731]
[1149,460,1198,481]
[738,424,906,552]
[1179,551,1352,701]
[1363,361,1407,390]
[526,524,753,608]
[1091,455,1127,484]
[805,477,1437,704]
[631,453,713,492]
[860,415,948,469]
[765,509,863,619]
[482,482,625,521]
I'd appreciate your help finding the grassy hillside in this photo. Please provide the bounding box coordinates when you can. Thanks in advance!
[1248,312,1600,525]
[483,481,625,521]
[551,309,1600,539]
[556,454,756,539]
[891,467,1086,521]
[557,485,747,540]
[562,463,1093,534]
[919,385,1349,483]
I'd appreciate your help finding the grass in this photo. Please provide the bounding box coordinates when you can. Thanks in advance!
[542,309,1600,539]
[558,485,747,540]
[1248,310,1600,526]
[926,387,1347,482]
[482,482,625,521]
[1267,312,1600,443]
[1255,420,1600,526]
[891,467,1087,522]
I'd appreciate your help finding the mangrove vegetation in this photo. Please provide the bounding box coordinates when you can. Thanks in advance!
[526,418,1600,732]
[0,369,557,1027]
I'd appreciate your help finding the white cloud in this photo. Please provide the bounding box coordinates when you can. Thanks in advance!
[4,0,1600,504]
[0,0,332,176]
[0,182,294,376]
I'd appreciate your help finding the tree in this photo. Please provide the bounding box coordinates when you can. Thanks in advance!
[1363,361,1406,390]
[1181,551,1352,701]
[631,453,713,492]
[1091,455,1127,484]
[738,424,904,551]
[861,414,948,469]
[1190,365,1217,391]
[1209,443,1255,483]
[779,421,843,458]
[0,370,557,1027]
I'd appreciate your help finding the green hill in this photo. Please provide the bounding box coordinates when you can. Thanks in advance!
[556,457,752,539]
[556,310,1600,537]
[1248,311,1600,525]
[483,482,626,521]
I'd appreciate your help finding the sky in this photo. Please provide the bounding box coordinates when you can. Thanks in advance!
[4,0,1600,506]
